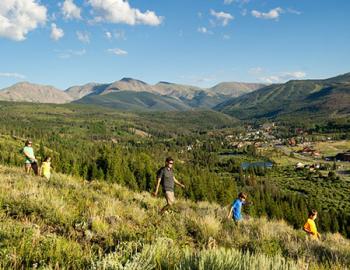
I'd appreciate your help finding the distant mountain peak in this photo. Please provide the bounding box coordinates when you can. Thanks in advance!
[157,81,173,85]
[12,81,58,88]
[12,81,30,86]
[0,81,71,104]
[120,77,147,84]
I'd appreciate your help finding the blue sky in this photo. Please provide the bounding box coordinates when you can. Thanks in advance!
[0,0,349,90]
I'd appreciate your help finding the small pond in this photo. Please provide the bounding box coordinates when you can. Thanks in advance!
[241,162,273,170]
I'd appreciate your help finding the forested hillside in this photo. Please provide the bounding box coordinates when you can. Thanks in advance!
[216,73,350,119]
[0,102,349,240]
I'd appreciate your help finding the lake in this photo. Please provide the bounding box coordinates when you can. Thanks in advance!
[241,162,273,170]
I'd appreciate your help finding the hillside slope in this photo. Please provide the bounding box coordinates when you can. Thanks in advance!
[216,73,350,119]
[74,91,192,111]
[64,83,109,100]
[209,82,265,97]
[0,165,349,269]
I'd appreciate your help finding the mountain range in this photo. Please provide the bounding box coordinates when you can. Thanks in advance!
[0,72,349,118]
[0,78,264,110]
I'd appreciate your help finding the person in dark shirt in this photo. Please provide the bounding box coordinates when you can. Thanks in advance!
[153,157,185,213]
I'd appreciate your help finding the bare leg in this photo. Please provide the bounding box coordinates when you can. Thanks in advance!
[25,163,31,174]
[161,191,175,214]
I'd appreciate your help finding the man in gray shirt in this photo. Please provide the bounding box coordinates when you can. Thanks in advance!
[153,157,185,213]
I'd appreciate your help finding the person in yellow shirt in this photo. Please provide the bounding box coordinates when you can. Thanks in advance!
[303,209,321,240]
[40,156,52,180]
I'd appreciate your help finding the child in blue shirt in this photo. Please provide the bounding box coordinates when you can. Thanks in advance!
[227,192,251,222]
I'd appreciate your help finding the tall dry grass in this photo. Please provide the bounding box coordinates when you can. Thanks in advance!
[0,164,349,269]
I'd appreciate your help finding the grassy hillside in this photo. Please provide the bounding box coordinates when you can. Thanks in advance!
[215,74,350,119]
[0,165,349,269]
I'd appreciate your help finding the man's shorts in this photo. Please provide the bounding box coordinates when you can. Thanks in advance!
[165,191,175,205]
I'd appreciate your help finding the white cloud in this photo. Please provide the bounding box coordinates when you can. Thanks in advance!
[224,0,250,5]
[198,27,207,33]
[261,76,279,84]
[88,0,163,26]
[105,30,126,40]
[0,0,47,41]
[252,7,283,20]
[287,8,302,15]
[223,34,231,40]
[0,72,26,79]
[105,31,112,39]
[56,49,86,59]
[76,31,90,43]
[61,0,81,20]
[107,48,128,56]
[260,71,306,83]
[50,23,64,41]
[197,27,212,34]
[284,71,306,79]
[210,10,234,26]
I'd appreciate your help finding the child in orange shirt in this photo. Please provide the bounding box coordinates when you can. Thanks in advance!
[303,209,321,240]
